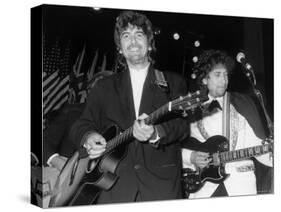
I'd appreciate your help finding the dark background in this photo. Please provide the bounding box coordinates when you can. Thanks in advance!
[42,4,273,119]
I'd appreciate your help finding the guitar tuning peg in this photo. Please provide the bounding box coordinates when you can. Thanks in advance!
[182,110,188,117]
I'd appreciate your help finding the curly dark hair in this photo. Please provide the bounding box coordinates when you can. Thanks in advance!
[192,49,235,89]
[114,11,156,69]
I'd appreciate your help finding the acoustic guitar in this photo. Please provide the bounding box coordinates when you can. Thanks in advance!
[31,152,100,208]
[32,90,208,207]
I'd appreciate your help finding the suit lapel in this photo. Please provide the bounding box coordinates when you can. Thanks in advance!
[230,93,266,139]
[115,70,136,127]
[139,67,157,116]
[114,67,169,128]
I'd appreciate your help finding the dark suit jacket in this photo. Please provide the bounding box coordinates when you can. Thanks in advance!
[230,92,273,194]
[43,103,85,165]
[70,66,190,203]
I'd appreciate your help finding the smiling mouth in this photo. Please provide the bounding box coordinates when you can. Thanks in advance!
[128,50,142,55]
[128,47,140,51]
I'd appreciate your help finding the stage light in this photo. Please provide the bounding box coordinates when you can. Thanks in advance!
[192,56,198,63]
[173,32,180,40]
[154,28,161,35]
[93,7,101,11]
[191,73,197,79]
[194,40,200,47]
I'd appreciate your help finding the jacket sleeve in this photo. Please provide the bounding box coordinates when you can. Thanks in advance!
[43,108,68,165]
[155,74,190,145]
[69,82,103,149]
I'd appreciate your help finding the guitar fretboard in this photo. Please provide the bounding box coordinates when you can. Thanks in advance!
[102,90,208,156]
[219,143,273,163]
[104,103,170,155]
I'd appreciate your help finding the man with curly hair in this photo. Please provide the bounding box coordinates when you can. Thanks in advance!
[182,49,273,198]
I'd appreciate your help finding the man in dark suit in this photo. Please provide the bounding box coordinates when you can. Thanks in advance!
[42,70,115,171]
[42,70,114,170]
[42,103,84,169]
[70,11,189,204]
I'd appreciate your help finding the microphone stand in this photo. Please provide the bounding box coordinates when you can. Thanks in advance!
[244,68,274,142]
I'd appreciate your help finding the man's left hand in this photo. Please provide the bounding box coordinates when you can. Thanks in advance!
[133,113,155,142]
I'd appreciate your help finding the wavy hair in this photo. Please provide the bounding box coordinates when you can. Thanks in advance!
[192,49,235,89]
[114,11,156,69]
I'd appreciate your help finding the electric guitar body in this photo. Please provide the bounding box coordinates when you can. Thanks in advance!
[182,135,273,193]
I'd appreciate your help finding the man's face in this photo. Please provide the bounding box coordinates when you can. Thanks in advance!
[119,24,150,67]
[203,64,229,98]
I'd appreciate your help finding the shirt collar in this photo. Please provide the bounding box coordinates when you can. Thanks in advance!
[129,63,150,79]
[207,94,224,108]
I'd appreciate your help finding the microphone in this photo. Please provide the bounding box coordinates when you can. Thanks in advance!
[236,52,256,85]
[236,52,253,72]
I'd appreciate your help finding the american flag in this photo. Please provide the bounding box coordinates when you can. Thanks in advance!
[43,38,71,126]
[42,38,109,129]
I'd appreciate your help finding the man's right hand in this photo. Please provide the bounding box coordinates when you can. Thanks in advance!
[50,155,67,171]
[83,132,106,159]
[190,151,211,169]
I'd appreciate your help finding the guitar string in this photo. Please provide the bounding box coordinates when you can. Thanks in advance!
[196,102,239,162]
[104,93,205,154]
[220,143,271,162]
[104,103,169,153]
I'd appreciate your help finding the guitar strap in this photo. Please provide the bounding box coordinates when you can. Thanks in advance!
[222,92,230,140]
[223,92,240,151]
[154,69,170,95]
[197,92,239,150]
[197,119,210,140]
[230,103,239,151]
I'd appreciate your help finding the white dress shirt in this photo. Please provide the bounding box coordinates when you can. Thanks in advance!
[129,65,149,118]
[129,65,159,143]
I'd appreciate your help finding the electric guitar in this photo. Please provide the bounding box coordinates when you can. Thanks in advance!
[182,135,273,194]
[44,90,208,207]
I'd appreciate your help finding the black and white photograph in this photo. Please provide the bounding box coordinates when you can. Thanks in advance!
[1,1,278,212]
[30,3,274,208]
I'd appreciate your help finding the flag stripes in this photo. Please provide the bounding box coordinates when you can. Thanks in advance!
[42,37,111,130]
[43,71,59,94]
[43,38,71,125]
[43,74,69,116]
